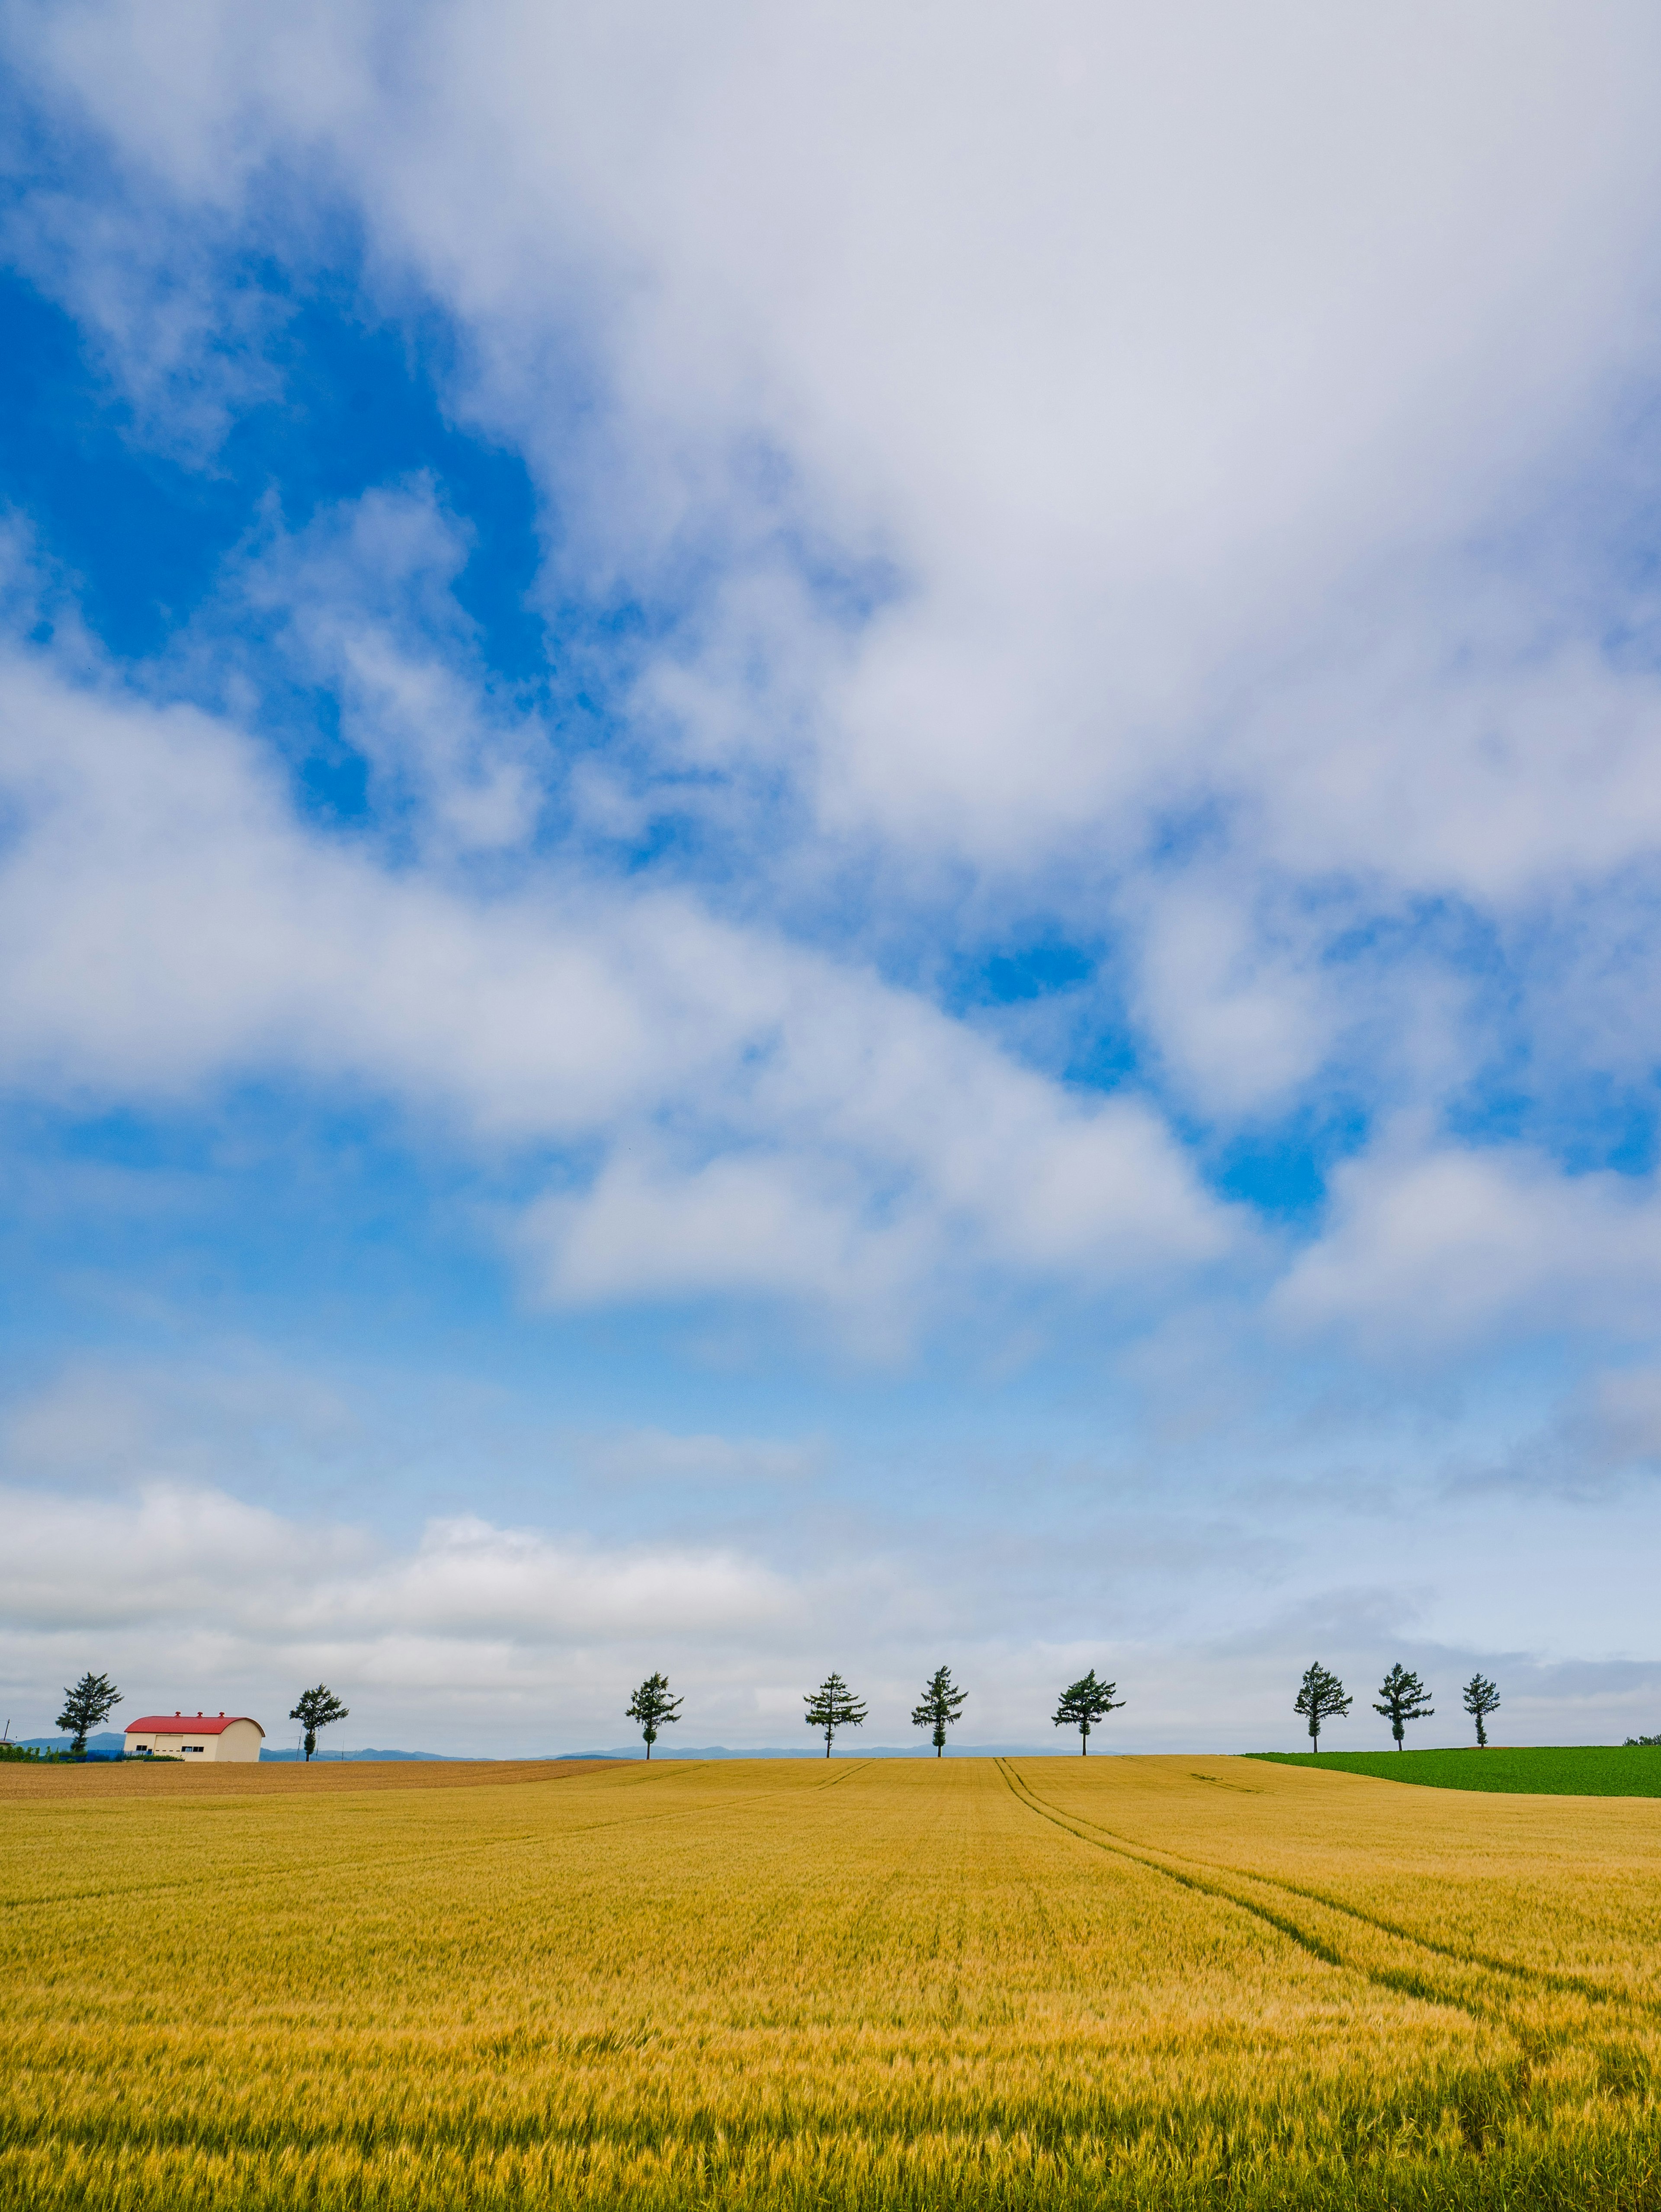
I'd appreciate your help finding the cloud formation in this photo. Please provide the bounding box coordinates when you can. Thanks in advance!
[2,3,1661,1740]
[7,1460,1661,1754]
[0,617,1236,1331]
[7,5,1661,1229]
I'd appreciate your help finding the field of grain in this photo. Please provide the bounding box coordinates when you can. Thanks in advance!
[3,1754,1659,2209]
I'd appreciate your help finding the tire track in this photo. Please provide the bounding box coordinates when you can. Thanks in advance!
[996,1760,1498,2023]
[816,1759,874,1792]
[1008,1763,1655,2020]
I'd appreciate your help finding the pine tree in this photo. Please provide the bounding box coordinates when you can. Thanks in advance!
[625,1672,683,1761]
[1292,1661,1351,1749]
[803,1672,867,1757]
[289,1685,349,1762]
[911,1665,967,1758]
[57,1672,121,1757]
[1372,1663,1433,1749]
[1462,1672,1501,1748]
[1051,1670,1125,1754]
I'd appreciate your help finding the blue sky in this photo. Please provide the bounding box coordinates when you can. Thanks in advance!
[5,1,1661,1756]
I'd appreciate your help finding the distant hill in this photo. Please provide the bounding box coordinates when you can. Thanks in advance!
[12,1732,126,1754]
[259,1747,465,1763]
[560,1743,1062,1761]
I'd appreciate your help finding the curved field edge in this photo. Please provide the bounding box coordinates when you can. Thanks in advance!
[1247,1747,1661,1796]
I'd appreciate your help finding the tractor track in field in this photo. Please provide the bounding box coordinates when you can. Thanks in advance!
[996,1761,1531,2028]
[998,1761,1655,2023]
[815,1759,873,1791]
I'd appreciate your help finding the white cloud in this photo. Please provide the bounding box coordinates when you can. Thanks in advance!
[1276,1137,1661,1356]
[0,1479,797,1713]
[8,0,1661,1150]
[0,627,1233,1320]
[1125,878,1336,1117]
[386,1514,788,1639]
[232,480,546,853]
[0,176,289,458]
[0,1480,370,1637]
[8,3,1660,839]
[6,1467,1661,1754]
[528,1149,924,1318]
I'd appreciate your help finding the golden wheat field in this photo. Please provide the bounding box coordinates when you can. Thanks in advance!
[3,1752,1660,2210]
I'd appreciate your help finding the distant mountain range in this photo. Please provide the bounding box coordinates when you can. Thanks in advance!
[259,1747,462,1762]
[275,1743,1072,1762]
[11,1732,128,1754]
[561,1744,1061,1761]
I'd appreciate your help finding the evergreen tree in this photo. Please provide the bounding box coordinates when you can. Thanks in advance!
[626,1671,683,1760]
[803,1671,867,1757]
[1462,1672,1501,1748]
[1051,1670,1124,1754]
[57,1672,121,1757]
[911,1665,967,1758]
[1292,1661,1351,1749]
[289,1685,349,1762]
[1372,1663,1434,1749]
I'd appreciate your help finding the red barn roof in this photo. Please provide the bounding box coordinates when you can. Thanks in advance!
[125,1712,265,1738]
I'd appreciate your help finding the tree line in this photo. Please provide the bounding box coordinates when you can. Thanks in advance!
[625,1665,1127,1757]
[56,1658,1656,1764]
[627,1661,1515,1760]
[1294,1662,1502,1749]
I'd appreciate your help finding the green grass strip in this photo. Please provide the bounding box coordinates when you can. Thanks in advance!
[1245,1745,1661,1795]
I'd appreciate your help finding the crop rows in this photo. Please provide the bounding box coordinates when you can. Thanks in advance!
[2,1755,1658,2208]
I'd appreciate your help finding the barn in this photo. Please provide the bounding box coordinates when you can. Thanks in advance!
[124,1712,266,1763]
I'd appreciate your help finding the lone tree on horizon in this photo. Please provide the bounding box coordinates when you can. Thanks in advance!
[626,1672,683,1760]
[1052,1670,1124,1754]
[289,1685,349,1763]
[1293,1661,1351,1750]
[804,1671,867,1757]
[911,1665,967,1758]
[1462,1672,1501,1748]
[1373,1663,1434,1750]
[57,1672,121,1757]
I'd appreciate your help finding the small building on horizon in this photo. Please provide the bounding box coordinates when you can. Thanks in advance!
[124,1712,265,1763]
